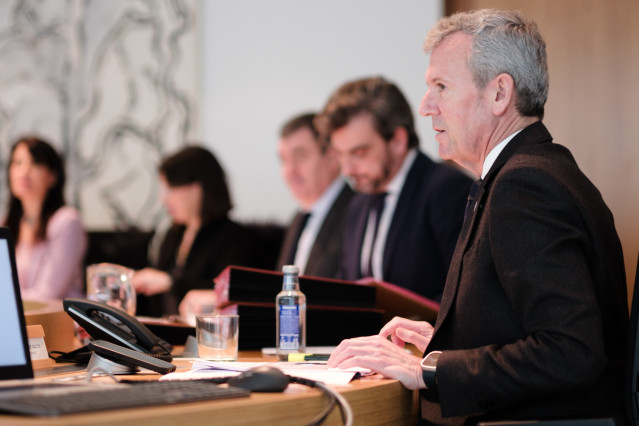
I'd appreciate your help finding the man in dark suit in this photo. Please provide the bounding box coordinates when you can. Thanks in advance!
[276,113,353,278]
[176,114,351,320]
[328,9,628,424]
[315,77,472,301]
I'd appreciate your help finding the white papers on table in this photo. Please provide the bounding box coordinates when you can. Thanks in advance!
[160,360,370,386]
[160,369,241,381]
[260,346,336,356]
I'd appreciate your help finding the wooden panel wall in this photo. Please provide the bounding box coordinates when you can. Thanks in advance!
[445,0,639,302]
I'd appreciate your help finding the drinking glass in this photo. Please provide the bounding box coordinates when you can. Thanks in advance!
[86,263,136,315]
[196,314,239,361]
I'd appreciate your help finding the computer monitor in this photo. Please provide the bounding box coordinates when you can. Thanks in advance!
[0,227,33,380]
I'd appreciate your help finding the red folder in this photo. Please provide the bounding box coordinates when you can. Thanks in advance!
[355,277,439,323]
[214,265,376,308]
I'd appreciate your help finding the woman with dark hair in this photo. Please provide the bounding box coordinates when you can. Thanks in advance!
[4,137,87,300]
[132,146,252,316]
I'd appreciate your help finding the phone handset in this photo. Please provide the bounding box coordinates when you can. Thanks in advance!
[87,340,176,375]
[63,298,173,361]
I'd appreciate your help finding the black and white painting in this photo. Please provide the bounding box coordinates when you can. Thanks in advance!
[0,0,198,229]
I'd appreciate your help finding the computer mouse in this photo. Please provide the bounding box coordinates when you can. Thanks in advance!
[227,366,289,392]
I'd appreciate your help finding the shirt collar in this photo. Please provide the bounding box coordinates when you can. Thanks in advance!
[384,149,417,196]
[481,130,522,179]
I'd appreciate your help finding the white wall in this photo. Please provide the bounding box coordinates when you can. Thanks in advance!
[200,0,443,224]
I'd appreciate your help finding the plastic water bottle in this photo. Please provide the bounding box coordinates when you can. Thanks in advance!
[276,265,306,360]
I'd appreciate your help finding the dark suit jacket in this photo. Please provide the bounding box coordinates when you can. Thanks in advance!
[138,218,254,316]
[339,151,472,301]
[421,122,629,424]
[276,183,354,278]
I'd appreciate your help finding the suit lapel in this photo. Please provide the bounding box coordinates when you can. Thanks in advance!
[382,152,427,276]
[306,185,352,272]
[435,182,486,327]
[433,121,553,330]
[277,211,304,268]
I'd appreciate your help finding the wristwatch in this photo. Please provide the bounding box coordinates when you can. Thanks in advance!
[420,351,442,389]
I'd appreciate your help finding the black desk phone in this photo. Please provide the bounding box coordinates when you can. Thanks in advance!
[88,340,176,374]
[63,298,173,362]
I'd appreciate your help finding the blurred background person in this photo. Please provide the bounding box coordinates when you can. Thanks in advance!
[315,77,472,301]
[133,145,253,317]
[276,112,353,277]
[178,113,352,321]
[4,136,87,300]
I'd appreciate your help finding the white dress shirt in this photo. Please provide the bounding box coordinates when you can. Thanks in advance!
[481,130,522,179]
[360,149,418,280]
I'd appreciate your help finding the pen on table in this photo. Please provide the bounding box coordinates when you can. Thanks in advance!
[287,353,331,362]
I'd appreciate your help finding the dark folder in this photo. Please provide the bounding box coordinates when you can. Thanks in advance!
[214,266,382,349]
[356,277,440,323]
[214,266,377,308]
[212,266,438,350]
[219,302,384,350]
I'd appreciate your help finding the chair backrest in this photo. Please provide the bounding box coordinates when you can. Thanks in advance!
[627,251,639,425]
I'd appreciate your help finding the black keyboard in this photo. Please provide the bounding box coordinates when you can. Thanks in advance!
[0,381,250,416]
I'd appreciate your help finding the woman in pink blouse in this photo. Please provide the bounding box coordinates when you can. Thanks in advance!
[4,137,87,300]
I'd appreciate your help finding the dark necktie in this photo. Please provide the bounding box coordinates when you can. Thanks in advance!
[464,179,482,222]
[285,211,311,265]
[438,179,483,329]
[365,192,387,277]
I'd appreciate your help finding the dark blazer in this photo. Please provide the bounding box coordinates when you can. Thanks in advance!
[138,218,254,316]
[276,183,354,278]
[421,122,629,424]
[339,151,472,301]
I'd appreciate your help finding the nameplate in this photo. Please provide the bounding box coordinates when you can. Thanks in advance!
[26,324,54,369]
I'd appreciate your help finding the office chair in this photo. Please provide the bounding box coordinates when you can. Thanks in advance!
[627,251,639,426]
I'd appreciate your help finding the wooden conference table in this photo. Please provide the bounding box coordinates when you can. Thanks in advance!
[0,352,419,426]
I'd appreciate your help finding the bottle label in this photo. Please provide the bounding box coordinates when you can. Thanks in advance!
[278,304,300,350]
